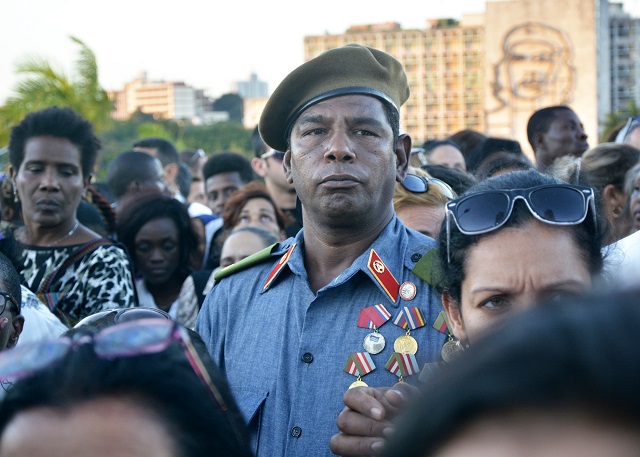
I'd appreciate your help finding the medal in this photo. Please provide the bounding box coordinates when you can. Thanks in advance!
[344,352,376,388]
[363,329,386,354]
[349,376,369,389]
[358,305,391,355]
[433,311,465,363]
[392,306,425,354]
[385,351,419,382]
[440,337,464,363]
[399,281,417,300]
[393,331,418,354]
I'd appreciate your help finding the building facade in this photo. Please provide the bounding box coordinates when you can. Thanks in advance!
[305,18,486,146]
[610,2,640,114]
[110,72,211,122]
[304,0,625,157]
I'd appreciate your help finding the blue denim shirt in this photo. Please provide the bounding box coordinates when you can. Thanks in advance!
[196,216,446,456]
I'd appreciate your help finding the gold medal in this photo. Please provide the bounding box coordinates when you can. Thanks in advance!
[393,333,418,354]
[349,375,368,389]
[363,330,386,354]
[441,338,464,363]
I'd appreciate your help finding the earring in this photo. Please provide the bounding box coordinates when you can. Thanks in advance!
[13,189,19,203]
[613,205,622,219]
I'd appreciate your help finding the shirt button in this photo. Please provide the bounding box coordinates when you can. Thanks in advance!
[301,352,314,363]
[291,426,302,438]
[411,253,421,262]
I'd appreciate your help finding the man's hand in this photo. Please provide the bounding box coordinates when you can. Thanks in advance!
[329,382,418,456]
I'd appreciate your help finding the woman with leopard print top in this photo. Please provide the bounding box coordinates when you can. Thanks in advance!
[6,107,136,327]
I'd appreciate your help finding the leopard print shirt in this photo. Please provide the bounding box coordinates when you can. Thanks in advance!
[19,242,136,326]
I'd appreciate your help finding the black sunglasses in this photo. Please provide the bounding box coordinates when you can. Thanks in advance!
[445,184,595,262]
[401,174,456,200]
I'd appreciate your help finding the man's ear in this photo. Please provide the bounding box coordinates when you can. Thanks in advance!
[283,150,293,184]
[442,291,468,345]
[83,174,93,191]
[251,157,268,178]
[533,131,545,151]
[8,314,24,349]
[395,134,412,183]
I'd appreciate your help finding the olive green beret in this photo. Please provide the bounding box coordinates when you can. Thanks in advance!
[259,43,410,152]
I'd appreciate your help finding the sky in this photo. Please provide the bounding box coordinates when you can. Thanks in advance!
[3,0,640,105]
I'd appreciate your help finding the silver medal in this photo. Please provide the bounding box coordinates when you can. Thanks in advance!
[363,331,386,354]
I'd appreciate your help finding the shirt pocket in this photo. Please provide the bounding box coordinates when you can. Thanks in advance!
[233,387,269,454]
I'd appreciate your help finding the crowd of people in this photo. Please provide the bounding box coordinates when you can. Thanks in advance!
[0,42,637,456]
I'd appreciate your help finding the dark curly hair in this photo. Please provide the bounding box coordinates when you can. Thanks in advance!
[437,169,604,304]
[116,192,197,279]
[8,106,101,178]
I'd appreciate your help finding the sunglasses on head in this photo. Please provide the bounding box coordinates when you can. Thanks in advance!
[74,307,171,328]
[188,149,206,165]
[445,184,595,262]
[260,149,285,161]
[0,318,228,411]
[401,173,456,200]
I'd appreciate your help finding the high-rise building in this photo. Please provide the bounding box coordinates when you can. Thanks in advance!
[235,73,269,99]
[609,2,640,114]
[304,0,627,157]
[305,17,485,146]
[110,72,211,122]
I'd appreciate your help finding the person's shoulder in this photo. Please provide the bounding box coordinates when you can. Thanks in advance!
[213,242,282,282]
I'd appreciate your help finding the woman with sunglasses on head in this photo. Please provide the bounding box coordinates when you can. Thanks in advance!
[0,318,253,457]
[393,166,456,239]
[331,169,604,456]
[438,168,603,347]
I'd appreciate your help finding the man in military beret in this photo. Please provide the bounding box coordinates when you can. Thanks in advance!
[196,43,446,456]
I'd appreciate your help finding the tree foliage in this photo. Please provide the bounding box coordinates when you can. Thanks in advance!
[213,93,244,123]
[0,36,113,147]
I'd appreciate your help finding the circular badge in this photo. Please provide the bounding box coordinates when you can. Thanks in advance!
[393,334,418,354]
[441,339,464,363]
[363,331,386,354]
[399,281,417,300]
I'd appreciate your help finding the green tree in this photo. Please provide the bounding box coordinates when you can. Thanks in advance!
[601,100,640,143]
[0,36,113,146]
[213,93,244,123]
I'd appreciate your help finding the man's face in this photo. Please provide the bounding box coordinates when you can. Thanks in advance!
[285,94,410,225]
[535,109,589,171]
[205,171,245,216]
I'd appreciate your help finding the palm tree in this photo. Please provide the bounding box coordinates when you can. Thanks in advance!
[0,36,113,146]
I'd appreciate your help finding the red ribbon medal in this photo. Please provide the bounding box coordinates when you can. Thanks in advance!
[358,304,391,355]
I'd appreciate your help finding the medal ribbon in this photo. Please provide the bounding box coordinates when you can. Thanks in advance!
[343,352,376,376]
[357,304,391,329]
[432,311,452,335]
[384,352,419,377]
[393,306,426,330]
